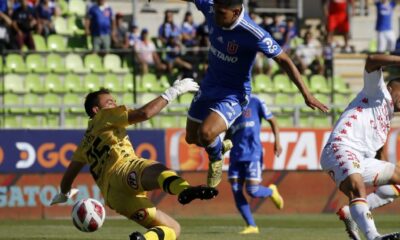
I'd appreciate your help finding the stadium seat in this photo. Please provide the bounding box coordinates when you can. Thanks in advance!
[46,114,60,128]
[159,75,171,89]
[84,53,107,73]
[47,53,68,73]
[4,74,25,93]
[25,74,46,93]
[137,92,158,105]
[332,93,348,113]
[104,74,123,92]
[24,93,47,114]
[313,114,332,128]
[68,0,86,17]
[253,74,274,93]
[65,53,89,73]
[26,54,49,73]
[275,114,293,128]
[64,93,85,113]
[273,74,297,93]
[123,74,145,93]
[45,74,65,93]
[4,54,28,73]
[298,114,311,128]
[4,115,20,128]
[332,76,351,94]
[58,0,69,16]
[274,93,293,113]
[67,16,85,35]
[83,74,101,92]
[179,93,194,105]
[309,74,330,94]
[54,16,71,35]
[141,73,163,92]
[64,74,85,93]
[47,34,67,52]
[4,93,25,114]
[64,113,85,128]
[103,54,129,73]
[44,93,62,114]
[33,34,47,51]
[122,93,134,105]
[153,115,178,128]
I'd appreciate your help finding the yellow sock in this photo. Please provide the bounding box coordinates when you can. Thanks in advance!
[157,170,190,195]
[143,226,176,240]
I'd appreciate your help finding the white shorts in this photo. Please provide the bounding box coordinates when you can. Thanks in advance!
[320,144,395,187]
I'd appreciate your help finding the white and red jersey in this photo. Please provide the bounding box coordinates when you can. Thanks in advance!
[327,69,394,158]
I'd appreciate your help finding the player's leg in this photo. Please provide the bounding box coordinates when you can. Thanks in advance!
[140,162,218,205]
[228,161,258,234]
[244,161,283,209]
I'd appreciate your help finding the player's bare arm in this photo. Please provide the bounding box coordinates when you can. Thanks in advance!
[274,52,329,113]
[365,54,400,73]
[60,161,86,194]
[267,117,282,157]
[128,78,199,124]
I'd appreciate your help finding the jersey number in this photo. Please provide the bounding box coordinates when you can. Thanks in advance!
[86,137,110,180]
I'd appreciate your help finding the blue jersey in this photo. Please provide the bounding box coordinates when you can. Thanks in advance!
[194,0,282,98]
[375,0,396,31]
[87,4,113,36]
[228,95,273,162]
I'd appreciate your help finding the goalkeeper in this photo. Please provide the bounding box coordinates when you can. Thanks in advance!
[50,78,218,240]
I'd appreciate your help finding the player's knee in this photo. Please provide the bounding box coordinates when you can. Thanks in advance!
[245,184,260,198]
[198,125,215,145]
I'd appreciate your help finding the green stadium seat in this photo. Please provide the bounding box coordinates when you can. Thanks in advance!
[273,74,297,93]
[58,0,69,16]
[104,74,123,92]
[26,54,49,73]
[369,39,377,52]
[4,115,20,128]
[64,113,84,128]
[44,93,62,113]
[137,92,158,105]
[103,54,129,73]
[32,34,47,51]
[47,53,68,73]
[253,74,274,93]
[4,74,25,93]
[84,54,107,73]
[332,76,351,94]
[64,74,85,93]
[123,74,145,93]
[159,75,171,89]
[54,16,71,35]
[24,93,47,114]
[4,93,25,114]
[67,16,85,35]
[122,93,134,105]
[275,93,293,113]
[47,34,67,52]
[153,115,179,128]
[68,0,86,17]
[67,35,88,51]
[45,74,65,93]
[4,54,28,73]
[298,114,311,128]
[275,114,293,128]
[83,74,101,92]
[142,73,163,92]
[332,93,348,113]
[46,115,60,128]
[25,74,46,93]
[313,114,332,128]
[65,53,89,73]
[179,93,194,105]
[309,74,330,94]
[64,93,85,113]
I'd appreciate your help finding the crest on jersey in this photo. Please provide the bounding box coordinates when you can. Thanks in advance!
[132,209,148,222]
[227,41,238,54]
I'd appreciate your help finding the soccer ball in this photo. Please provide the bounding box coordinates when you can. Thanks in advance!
[71,198,106,232]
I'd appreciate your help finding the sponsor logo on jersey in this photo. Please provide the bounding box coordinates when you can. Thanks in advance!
[210,45,238,63]
[127,171,138,190]
[227,41,238,54]
[263,38,279,54]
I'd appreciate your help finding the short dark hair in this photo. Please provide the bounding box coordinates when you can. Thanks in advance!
[213,0,243,7]
[84,88,111,118]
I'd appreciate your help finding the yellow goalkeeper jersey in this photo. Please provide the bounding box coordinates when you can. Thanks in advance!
[72,105,137,198]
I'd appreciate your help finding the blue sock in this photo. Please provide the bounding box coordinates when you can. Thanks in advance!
[246,184,273,198]
[205,137,222,162]
[231,182,256,226]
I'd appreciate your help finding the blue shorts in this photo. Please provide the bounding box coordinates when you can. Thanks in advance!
[228,161,262,182]
[187,89,249,128]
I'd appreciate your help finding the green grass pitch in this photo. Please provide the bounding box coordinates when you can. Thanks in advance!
[0,214,398,239]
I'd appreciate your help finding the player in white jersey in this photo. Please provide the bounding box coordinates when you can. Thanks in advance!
[320,54,400,240]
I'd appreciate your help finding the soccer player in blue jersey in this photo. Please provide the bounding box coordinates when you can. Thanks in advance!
[174,0,329,188]
[225,95,283,234]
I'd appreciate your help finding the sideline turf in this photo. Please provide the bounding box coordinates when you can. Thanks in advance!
[0,214,398,240]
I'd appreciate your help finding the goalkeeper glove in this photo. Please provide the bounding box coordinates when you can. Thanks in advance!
[161,78,199,102]
[50,188,79,206]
